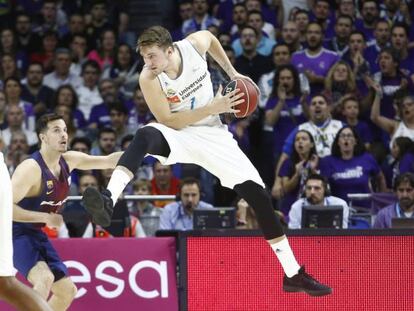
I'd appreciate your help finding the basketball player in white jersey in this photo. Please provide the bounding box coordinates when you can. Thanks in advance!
[83,26,332,296]
[0,151,52,311]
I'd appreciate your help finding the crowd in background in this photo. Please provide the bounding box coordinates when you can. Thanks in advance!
[1,0,414,237]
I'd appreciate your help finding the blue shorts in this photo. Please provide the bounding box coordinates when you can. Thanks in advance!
[13,228,68,281]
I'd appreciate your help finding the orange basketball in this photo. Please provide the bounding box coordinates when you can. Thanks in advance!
[223,78,259,118]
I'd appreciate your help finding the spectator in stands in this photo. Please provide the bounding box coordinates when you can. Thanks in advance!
[91,127,118,156]
[171,0,193,40]
[102,44,140,99]
[127,86,155,132]
[159,177,213,230]
[387,137,414,187]
[281,21,302,53]
[69,34,88,75]
[0,91,5,129]
[324,14,353,56]
[365,19,391,73]
[151,161,180,208]
[291,22,340,96]
[293,9,310,44]
[181,0,220,37]
[309,0,335,40]
[4,131,31,173]
[274,130,318,216]
[1,105,38,147]
[340,95,373,149]
[60,13,86,48]
[229,3,248,39]
[4,77,35,132]
[336,0,356,19]
[33,0,68,37]
[288,173,350,229]
[108,102,134,147]
[373,172,414,228]
[43,48,82,91]
[87,28,117,71]
[0,28,28,74]
[371,90,414,149]
[324,60,358,115]
[85,0,112,50]
[319,126,387,208]
[390,23,414,77]
[131,179,162,236]
[0,53,20,82]
[15,12,41,55]
[265,64,308,165]
[380,0,411,26]
[53,85,87,129]
[68,137,93,194]
[245,0,277,37]
[29,30,58,74]
[21,62,55,117]
[355,0,380,42]
[76,60,103,119]
[232,11,276,57]
[234,26,273,83]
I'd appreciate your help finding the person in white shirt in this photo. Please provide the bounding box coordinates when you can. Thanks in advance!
[288,173,350,229]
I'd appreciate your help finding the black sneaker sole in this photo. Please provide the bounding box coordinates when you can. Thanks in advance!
[283,285,332,297]
[82,187,111,227]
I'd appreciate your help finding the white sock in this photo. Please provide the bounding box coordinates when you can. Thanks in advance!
[107,169,132,205]
[270,237,301,278]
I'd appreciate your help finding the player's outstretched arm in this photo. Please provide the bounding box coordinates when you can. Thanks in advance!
[63,151,123,172]
[11,160,53,224]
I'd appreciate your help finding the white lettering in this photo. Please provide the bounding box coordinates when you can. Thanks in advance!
[65,260,91,299]
[95,260,125,299]
[129,260,169,299]
[332,166,363,180]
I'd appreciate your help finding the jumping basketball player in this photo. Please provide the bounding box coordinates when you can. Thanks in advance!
[0,151,52,311]
[83,26,332,296]
[12,113,122,310]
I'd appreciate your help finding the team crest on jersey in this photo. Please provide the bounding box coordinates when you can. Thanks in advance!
[47,180,54,190]
[166,88,181,104]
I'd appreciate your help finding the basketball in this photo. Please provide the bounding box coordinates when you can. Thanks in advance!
[223,78,258,118]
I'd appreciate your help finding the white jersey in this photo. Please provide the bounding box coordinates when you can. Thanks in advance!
[390,121,414,149]
[0,152,16,276]
[299,119,343,158]
[157,39,222,127]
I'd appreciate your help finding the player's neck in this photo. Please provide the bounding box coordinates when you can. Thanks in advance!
[164,49,182,79]
[40,148,61,166]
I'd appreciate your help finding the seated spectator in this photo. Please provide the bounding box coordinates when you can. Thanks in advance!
[102,43,140,100]
[76,60,103,120]
[373,172,414,229]
[275,130,319,216]
[0,53,21,81]
[21,62,55,117]
[181,0,220,38]
[4,131,31,174]
[108,102,134,147]
[68,136,92,194]
[43,48,83,91]
[87,28,116,71]
[385,137,414,187]
[53,85,87,129]
[4,77,35,132]
[126,86,155,132]
[319,126,387,208]
[91,127,118,156]
[131,179,163,236]
[151,161,180,208]
[54,104,85,145]
[288,173,350,229]
[159,177,213,230]
[29,30,59,73]
[69,34,88,76]
[340,96,373,149]
[293,9,310,44]
[1,105,38,147]
[0,90,5,129]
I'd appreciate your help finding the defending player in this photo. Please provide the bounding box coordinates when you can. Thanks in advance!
[12,113,122,310]
[83,26,332,296]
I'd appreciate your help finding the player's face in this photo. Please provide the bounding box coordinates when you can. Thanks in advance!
[43,119,68,153]
[294,131,314,155]
[305,179,325,204]
[181,183,200,212]
[337,128,356,155]
[396,181,414,211]
[141,45,171,75]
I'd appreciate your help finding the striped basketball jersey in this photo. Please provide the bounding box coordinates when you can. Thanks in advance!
[13,151,70,232]
[157,39,222,127]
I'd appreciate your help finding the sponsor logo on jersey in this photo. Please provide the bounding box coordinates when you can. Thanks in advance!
[166,88,181,104]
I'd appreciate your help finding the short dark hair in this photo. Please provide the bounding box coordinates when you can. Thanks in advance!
[391,22,410,38]
[305,173,328,191]
[350,30,366,41]
[70,136,92,151]
[81,60,101,75]
[36,113,64,137]
[109,101,129,115]
[394,173,414,191]
[331,126,366,158]
[98,127,116,138]
[179,177,201,193]
[240,25,258,37]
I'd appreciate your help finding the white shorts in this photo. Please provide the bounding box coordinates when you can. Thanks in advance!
[146,123,265,189]
[0,152,16,276]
